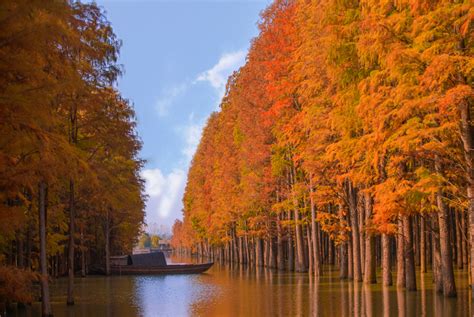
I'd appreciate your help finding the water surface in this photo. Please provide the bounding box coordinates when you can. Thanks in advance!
[9,256,472,316]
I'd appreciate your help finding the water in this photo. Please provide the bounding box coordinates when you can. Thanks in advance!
[7,256,472,316]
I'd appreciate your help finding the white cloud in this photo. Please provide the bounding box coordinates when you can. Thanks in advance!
[141,168,186,225]
[196,50,247,101]
[154,82,187,117]
[182,122,204,161]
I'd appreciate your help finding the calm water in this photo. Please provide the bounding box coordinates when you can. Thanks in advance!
[8,256,472,316]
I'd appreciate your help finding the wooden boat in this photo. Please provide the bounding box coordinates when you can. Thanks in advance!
[110,252,213,275]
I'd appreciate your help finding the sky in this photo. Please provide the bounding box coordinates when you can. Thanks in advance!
[96,0,271,234]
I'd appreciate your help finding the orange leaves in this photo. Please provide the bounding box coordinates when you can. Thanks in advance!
[176,0,474,247]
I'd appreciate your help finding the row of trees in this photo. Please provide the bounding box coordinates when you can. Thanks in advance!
[172,0,473,298]
[0,1,145,315]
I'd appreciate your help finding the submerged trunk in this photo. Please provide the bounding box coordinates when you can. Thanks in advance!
[39,181,52,317]
[67,180,75,305]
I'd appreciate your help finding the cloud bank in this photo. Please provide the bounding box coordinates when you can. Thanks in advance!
[196,50,246,101]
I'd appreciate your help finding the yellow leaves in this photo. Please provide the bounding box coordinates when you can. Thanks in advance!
[316,211,350,245]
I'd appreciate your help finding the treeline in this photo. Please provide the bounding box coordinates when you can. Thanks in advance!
[0,1,145,315]
[172,0,473,298]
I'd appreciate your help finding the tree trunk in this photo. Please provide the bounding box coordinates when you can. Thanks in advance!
[346,180,362,281]
[287,211,294,271]
[306,225,313,275]
[277,214,285,270]
[364,193,376,284]
[459,94,474,295]
[339,204,348,279]
[310,178,321,276]
[420,216,426,273]
[432,216,443,293]
[256,238,263,267]
[80,228,86,277]
[456,212,463,270]
[403,215,416,291]
[294,206,305,272]
[382,234,392,286]
[436,189,457,297]
[67,180,75,305]
[396,216,405,288]
[38,181,52,317]
[105,210,110,276]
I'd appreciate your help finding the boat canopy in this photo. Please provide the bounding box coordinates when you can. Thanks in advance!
[128,251,167,267]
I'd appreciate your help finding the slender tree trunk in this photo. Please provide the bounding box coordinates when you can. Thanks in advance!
[432,216,443,293]
[456,212,463,269]
[396,216,405,288]
[256,238,263,267]
[306,225,313,275]
[420,216,426,273]
[459,95,474,295]
[294,204,305,272]
[364,193,376,284]
[17,235,24,268]
[310,178,321,276]
[39,181,52,317]
[80,228,86,277]
[277,214,285,270]
[382,234,392,286]
[403,215,416,291]
[105,210,110,276]
[347,180,362,281]
[339,204,348,279]
[287,211,294,271]
[67,180,75,305]
[436,188,457,297]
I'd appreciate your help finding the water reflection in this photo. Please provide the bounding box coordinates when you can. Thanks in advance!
[8,257,472,317]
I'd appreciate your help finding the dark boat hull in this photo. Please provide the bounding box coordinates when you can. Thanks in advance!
[111,262,213,275]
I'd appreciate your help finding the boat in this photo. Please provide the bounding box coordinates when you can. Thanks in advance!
[110,251,213,275]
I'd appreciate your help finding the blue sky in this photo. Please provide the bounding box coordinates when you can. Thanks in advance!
[96,0,271,233]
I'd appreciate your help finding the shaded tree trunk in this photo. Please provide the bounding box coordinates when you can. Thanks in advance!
[38,181,52,317]
[105,209,111,276]
[67,180,75,305]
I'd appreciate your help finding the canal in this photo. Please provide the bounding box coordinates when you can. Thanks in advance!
[8,255,472,316]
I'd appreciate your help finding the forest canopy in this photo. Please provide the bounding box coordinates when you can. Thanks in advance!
[173,0,474,298]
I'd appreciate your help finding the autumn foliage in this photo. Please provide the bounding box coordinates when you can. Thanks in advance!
[174,0,473,297]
